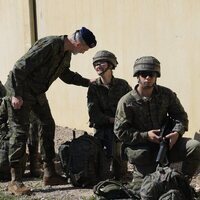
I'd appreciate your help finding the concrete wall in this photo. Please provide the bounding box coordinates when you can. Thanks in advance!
[0,0,200,136]
[0,0,33,83]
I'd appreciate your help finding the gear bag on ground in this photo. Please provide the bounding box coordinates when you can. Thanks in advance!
[93,179,140,200]
[140,166,197,200]
[58,132,109,187]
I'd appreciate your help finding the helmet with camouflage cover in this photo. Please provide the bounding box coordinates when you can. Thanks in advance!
[93,50,118,69]
[133,56,161,77]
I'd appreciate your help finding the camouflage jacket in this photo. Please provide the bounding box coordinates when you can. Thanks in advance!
[114,84,188,145]
[87,76,132,128]
[5,35,90,97]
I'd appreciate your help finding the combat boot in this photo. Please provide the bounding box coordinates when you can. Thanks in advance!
[8,167,31,196]
[43,161,67,186]
[29,153,43,177]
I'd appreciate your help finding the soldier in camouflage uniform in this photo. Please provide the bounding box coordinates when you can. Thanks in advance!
[0,96,28,181]
[0,82,42,180]
[114,56,200,190]
[3,27,97,195]
[87,50,132,180]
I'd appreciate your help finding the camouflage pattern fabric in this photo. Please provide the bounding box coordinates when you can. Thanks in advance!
[87,76,132,177]
[114,84,200,177]
[0,99,41,179]
[0,106,10,179]
[0,84,11,179]
[87,76,132,155]
[5,35,90,97]
[0,97,10,140]
[140,166,195,200]
[93,179,140,200]
[3,93,55,167]
[28,111,41,150]
[158,189,186,200]
[0,81,41,176]
[0,97,27,180]
[3,35,90,168]
[87,76,132,129]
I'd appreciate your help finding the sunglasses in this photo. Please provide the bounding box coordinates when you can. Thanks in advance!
[139,71,157,78]
[93,61,107,67]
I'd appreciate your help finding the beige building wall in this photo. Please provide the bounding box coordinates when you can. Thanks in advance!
[0,0,200,137]
[0,0,34,83]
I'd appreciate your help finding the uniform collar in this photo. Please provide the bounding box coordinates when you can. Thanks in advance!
[96,76,116,87]
[132,84,159,103]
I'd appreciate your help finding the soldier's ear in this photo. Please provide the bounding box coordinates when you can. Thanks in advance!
[75,42,81,48]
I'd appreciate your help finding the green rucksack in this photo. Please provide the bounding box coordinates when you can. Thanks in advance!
[93,179,141,200]
[140,166,196,200]
[58,132,110,187]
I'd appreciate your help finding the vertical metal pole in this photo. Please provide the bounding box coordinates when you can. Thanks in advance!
[28,0,38,44]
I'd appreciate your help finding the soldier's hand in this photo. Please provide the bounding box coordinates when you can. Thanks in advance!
[147,129,161,143]
[89,78,97,83]
[164,131,179,149]
[11,96,23,109]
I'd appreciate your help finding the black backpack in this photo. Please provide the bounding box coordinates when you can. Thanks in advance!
[58,132,109,187]
[140,166,196,200]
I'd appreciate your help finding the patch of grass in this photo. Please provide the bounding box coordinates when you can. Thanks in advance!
[0,191,17,200]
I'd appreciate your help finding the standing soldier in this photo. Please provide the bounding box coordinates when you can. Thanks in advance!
[3,27,97,195]
[87,50,132,180]
[0,81,42,179]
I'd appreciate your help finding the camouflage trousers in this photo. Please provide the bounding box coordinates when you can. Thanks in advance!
[28,111,41,152]
[0,93,55,168]
[125,137,200,178]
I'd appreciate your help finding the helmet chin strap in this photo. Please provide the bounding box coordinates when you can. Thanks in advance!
[98,65,113,76]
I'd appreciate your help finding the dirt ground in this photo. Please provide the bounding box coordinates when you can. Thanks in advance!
[0,125,199,200]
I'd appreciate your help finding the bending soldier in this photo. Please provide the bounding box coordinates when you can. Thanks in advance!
[3,27,97,195]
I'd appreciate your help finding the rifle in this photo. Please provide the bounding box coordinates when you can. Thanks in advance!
[156,117,175,167]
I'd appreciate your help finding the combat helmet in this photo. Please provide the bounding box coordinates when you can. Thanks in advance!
[133,56,161,77]
[93,50,118,69]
